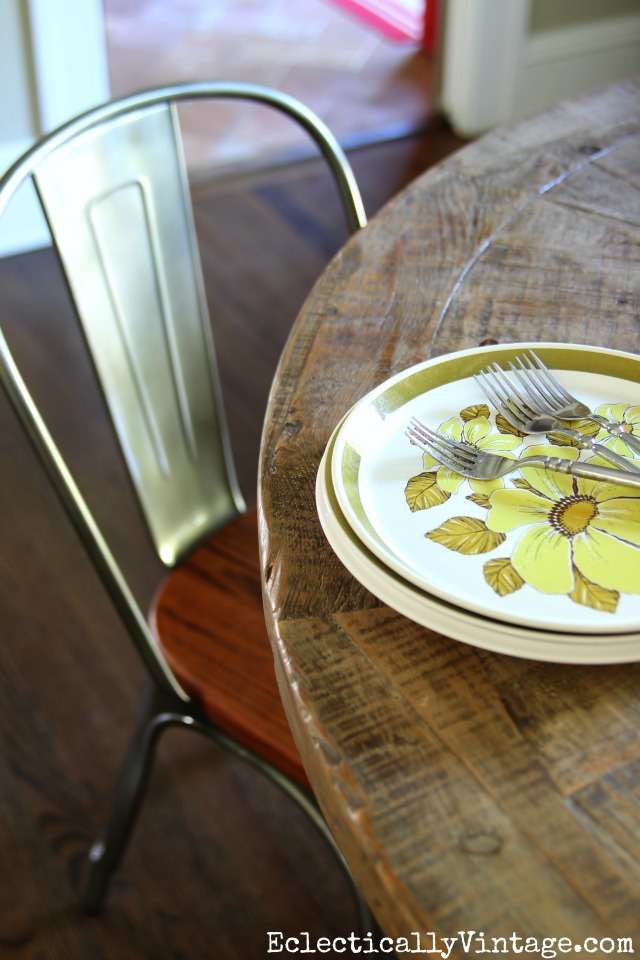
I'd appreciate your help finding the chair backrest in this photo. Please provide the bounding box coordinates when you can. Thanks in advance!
[0,82,366,697]
[34,103,243,567]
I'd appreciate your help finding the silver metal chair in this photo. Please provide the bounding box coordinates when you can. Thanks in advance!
[0,82,369,922]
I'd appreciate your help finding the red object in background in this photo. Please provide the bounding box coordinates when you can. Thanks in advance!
[327,1,440,50]
[422,0,439,54]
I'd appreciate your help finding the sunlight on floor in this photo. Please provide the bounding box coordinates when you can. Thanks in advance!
[103,0,434,171]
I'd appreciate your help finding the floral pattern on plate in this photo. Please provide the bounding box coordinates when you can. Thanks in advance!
[405,402,640,614]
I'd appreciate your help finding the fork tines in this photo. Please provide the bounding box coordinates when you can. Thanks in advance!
[476,364,533,418]
[406,416,475,470]
[477,352,564,425]
[509,350,571,409]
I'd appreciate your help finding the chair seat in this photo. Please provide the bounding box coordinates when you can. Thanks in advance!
[150,508,309,788]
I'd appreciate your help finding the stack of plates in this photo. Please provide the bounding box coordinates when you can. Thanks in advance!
[316,342,640,663]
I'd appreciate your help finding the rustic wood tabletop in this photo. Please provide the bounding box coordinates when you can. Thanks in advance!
[259,78,640,945]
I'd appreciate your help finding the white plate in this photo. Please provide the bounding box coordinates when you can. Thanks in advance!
[330,343,640,635]
[317,429,640,664]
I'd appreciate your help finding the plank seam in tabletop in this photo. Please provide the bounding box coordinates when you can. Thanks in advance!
[428,124,640,358]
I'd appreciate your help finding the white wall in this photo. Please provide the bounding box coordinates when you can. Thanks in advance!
[530,0,640,33]
[520,9,640,120]
[439,0,640,138]
[0,0,110,256]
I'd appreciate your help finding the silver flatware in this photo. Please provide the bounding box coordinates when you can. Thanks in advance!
[474,363,640,473]
[406,416,640,489]
[506,349,640,457]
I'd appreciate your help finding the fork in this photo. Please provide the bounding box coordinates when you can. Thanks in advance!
[474,364,640,473]
[406,416,640,489]
[506,349,640,456]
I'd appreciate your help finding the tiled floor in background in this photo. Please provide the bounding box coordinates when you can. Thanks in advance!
[103,0,436,172]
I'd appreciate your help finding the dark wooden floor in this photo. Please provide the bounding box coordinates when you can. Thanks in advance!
[0,124,464,959]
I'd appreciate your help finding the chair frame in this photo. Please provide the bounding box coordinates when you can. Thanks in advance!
[0,81,367,702]
[0,82,371,925]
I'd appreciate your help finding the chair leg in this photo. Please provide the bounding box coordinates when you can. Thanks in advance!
[84,683,381,936]
[83,679,181,913]
[279,787,379,938]
[210,729,381,938]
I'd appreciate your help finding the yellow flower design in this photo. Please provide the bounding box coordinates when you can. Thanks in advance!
[422,416,522,494]
[594,403,640,461]
[486,446,640,595]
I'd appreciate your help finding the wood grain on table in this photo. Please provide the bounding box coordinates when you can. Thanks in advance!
[259,80,640,942]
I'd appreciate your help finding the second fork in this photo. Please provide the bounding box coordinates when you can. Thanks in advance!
[475,364,640,474]
[407,416,640,490]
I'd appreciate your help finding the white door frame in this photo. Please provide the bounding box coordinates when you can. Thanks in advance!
[0,0,110,256]
[439,0,532,138]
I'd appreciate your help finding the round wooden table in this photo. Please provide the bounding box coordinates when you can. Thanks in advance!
[258,79,640,943]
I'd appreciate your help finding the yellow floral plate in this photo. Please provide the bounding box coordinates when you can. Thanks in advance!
[317,432,640,663]
[329,343,640,637]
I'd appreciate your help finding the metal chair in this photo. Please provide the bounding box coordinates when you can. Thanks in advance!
[0,82,369,921]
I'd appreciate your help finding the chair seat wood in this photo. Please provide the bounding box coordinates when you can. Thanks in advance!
[150,508,309,788]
